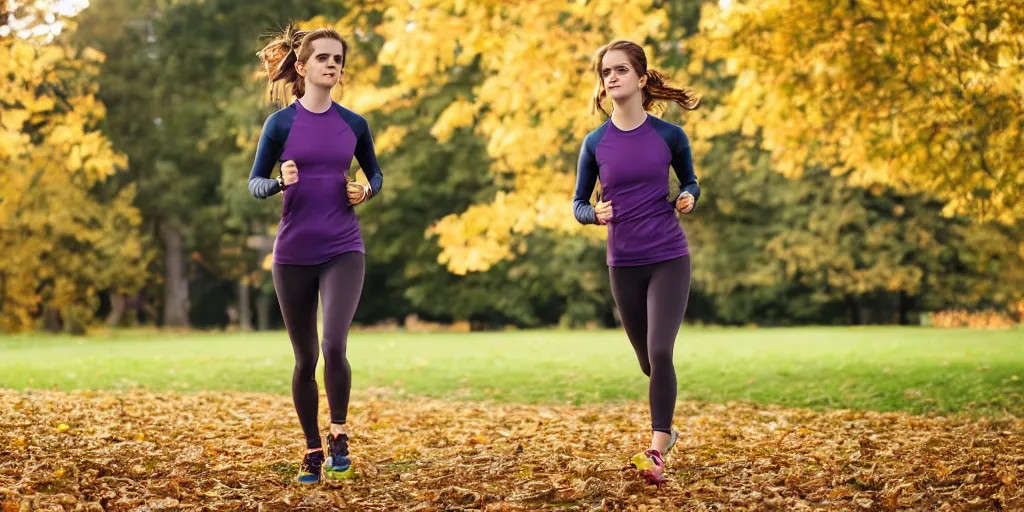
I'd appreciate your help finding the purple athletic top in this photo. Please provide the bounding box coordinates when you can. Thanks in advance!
[248,101,384,266]
[572,114,701,267]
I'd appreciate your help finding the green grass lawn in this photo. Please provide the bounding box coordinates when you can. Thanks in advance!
[1,327,1021,417]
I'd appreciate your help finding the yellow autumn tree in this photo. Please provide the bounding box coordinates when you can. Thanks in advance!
[690,0,1024,223]
[335,1,672,274]
[0,35,147,333]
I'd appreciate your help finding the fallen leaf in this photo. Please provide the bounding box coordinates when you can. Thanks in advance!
[0,388,1019,511]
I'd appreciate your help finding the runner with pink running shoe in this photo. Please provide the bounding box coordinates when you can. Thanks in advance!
[572,40,703,485]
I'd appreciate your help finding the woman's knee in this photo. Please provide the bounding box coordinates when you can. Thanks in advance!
[293,353,318,379]
[321,336,348,364]
[648,346,674,371]
[636,356,652,376]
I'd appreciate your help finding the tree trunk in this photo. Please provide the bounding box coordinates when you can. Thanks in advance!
[63,309,88,335]
[245,233,276,332]
[106,292,127,326]
[239,278,252,331]
[847,296,861,325]
[139,293,158,325]
[43,306,62,332]
[898,291,910,325]
[256,292,271,331]
[160,222,190,327]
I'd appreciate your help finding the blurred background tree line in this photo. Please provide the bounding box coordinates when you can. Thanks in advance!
[2,0,1022,334]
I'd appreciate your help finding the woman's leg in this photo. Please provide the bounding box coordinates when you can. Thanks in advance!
[617,255,691,484]
[318,251,365,430]
[272,262,323,450]
[317,251,364,477]
[646,255,691,445]
[609,264,655,377]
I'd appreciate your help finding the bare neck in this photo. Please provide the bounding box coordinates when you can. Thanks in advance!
[610,94,647,130]
[298,83,333,113]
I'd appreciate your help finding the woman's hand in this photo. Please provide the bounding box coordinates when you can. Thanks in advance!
[281,160,299,187]
[348,181,370,205]
[675,191,694,214]
[595,200,613,225]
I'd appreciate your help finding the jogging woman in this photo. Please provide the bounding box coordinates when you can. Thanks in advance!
[572,40,701,485]
[249,24,383,484]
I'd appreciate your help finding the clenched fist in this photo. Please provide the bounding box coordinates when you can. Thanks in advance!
[348,181,370,205]
[280,160,299,187]
[675,191,694,214]
[595,199,613,225]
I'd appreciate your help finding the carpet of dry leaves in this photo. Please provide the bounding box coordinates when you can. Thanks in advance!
[1,388,1021,511]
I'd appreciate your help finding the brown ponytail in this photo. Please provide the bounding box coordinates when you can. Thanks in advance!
[256,23,347,104]
[641,69,700,112]
[590,40,700,117]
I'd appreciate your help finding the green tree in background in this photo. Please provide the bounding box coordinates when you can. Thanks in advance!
[3,0,1018,333]
[70,0,346,328]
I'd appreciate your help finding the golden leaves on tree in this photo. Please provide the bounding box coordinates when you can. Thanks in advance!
[691,0,1024,223]
[337,0,667,274]
[0,38,146,332]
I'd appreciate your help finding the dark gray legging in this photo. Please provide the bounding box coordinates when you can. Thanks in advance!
[609,254,691,434]
[272,251,364,449]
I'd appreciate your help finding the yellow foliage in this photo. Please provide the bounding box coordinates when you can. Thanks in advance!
[0,38,147,332]
[339,0,666,273]
[429,100,476,143]
[374,125,409,154]
[929,309,1019,329]
[691,0,1024,223]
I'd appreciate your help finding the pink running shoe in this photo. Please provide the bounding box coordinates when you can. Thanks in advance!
[630,448,666,485]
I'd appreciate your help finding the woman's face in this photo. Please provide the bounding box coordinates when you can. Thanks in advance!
[298,38,345,89]
[601,49,643,102]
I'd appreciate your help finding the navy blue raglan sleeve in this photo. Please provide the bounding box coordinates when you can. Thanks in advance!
[572,132,601,225]
[353,121,384,198]
[248,111,287,199]
[341,108,383,199]
[669,126,700,205]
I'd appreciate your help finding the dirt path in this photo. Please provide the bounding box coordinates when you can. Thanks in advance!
[1,389,1020,511]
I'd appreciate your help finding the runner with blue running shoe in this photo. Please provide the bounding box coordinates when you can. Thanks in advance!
[250,23,383,484]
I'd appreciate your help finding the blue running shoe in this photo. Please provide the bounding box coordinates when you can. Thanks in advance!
[324,433,355,480]
[296,448,324,484]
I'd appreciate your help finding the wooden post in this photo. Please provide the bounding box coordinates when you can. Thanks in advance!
[246,234,276,331]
